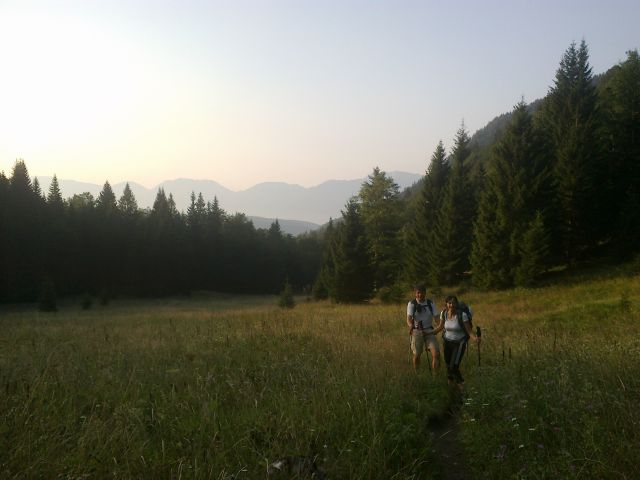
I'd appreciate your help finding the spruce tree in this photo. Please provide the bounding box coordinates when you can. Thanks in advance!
[278,278,296,308]
[0,172,9,301]
[96,181,118,217]
[0,171,9,203]
[187,191,207,231]
[32,177,44,200]
[7,160,43,301]
[471,102,550,288]
[151,188,169,219]
[207,196,226,233]
[514,211,550,287]
[433,124,475,285]
[269,219,282,237]
[405,141,450,285]
[167,193,180,219]
[599,50,640,256]
[358,167,403,289]
[541,40,603,263]
[145,189,187,295]
[118,182,138,218]
[331,199,374,303]
[9,160,33,199]
[113,182,140,295]
[94,181,120,297]
[470,187,505,289]
[312,219,336,300]
[42,173,67,298]
[0,171,8,234]
[47,175,64,211]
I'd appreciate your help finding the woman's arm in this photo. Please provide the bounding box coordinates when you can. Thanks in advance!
[430,311,444,335]
[464,314,479,343]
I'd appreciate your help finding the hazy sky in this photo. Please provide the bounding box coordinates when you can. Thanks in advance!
[1,0,638,190]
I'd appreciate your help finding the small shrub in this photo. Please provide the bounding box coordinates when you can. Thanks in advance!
[312,278,329,300]
[278,280,296,309]
[620,289,631,312]
[377,284,406,304]
[81,294,93,310]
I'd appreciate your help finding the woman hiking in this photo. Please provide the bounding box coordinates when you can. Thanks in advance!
[441,295,480,391]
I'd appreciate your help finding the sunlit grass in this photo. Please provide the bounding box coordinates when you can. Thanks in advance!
[0,296,446,478]
[1,268,638,478]
[458,271,640,479]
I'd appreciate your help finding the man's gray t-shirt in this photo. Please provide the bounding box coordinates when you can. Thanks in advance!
[407,299,438,331]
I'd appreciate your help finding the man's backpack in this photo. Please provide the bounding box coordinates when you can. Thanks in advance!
[410,298,434,330]
[440,301,473,340]
[410,298,434,315]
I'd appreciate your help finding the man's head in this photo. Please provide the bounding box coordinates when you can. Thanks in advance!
[414,283,426,302]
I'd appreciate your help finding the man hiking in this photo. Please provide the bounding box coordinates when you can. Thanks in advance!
[407,283,440,373]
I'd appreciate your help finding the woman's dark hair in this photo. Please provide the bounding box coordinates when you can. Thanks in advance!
[445,295,459,308]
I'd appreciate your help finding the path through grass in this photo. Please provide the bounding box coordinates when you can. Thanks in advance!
[1,266,639,478]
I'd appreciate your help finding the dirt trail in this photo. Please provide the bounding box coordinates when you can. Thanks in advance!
[426,390,474,480]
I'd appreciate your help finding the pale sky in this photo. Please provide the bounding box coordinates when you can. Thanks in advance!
[1,0,638,191]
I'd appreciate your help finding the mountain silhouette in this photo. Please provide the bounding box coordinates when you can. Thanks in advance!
[34,171,421,234]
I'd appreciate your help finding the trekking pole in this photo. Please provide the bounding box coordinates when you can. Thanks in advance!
[476,326,482,367]
[408,331,412,366]
[425,335,432,374]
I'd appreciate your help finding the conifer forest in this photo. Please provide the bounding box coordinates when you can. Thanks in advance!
[1,42,639,305]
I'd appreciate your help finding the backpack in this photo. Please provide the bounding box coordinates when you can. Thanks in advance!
[410,298,434,330]
[440,301,473,340]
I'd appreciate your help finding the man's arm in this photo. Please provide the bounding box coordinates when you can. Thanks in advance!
[407,314,414,333]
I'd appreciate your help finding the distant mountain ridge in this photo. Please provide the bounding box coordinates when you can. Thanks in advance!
[34,171,422,234]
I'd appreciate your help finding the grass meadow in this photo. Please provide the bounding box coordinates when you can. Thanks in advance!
[1,265,639,479]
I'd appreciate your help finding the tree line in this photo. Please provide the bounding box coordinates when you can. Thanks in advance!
[1,41,637,306]
[0,163,323,304]
[314,42,640,302]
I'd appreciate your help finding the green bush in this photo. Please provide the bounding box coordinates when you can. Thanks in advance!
[81,294,93,310]
[376,284,406,304]
[278,280,296,308]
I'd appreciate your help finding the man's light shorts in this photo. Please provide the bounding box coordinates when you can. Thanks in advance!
[410,331,440,355]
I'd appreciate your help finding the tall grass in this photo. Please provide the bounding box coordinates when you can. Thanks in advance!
[459,270,640,479]
[1,267,638,479]
[0,297,446,478]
